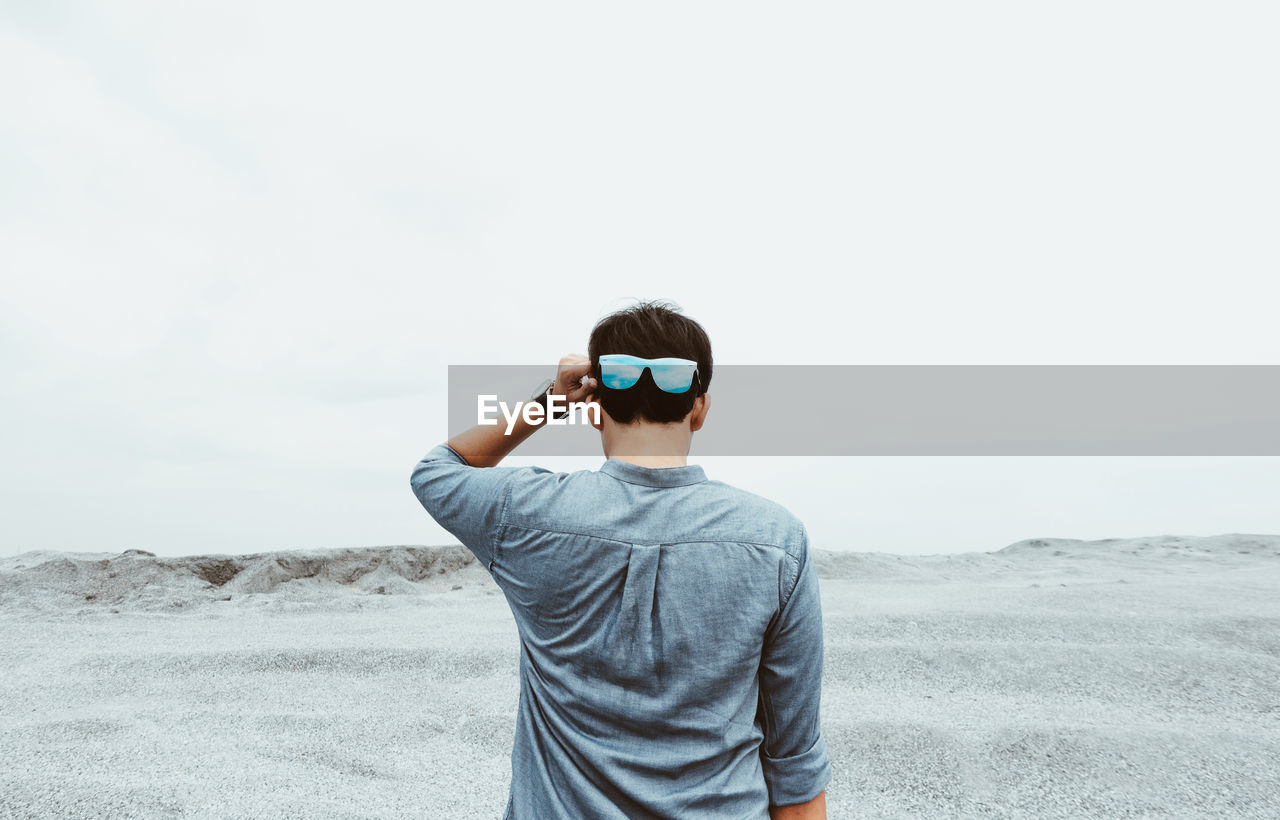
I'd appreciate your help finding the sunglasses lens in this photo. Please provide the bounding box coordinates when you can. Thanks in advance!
[600,362,643,390]
[651,365,697,394]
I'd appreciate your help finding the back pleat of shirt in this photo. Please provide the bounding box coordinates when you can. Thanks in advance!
[612,543,663,686]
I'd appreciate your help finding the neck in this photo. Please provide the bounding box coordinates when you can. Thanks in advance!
[602,418,691,469]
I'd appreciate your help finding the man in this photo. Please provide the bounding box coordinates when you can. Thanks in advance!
[410,302,830,819]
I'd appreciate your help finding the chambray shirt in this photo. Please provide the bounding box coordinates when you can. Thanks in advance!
[410,444,830,819]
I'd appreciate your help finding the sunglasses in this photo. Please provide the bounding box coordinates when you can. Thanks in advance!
[598,354,700,394]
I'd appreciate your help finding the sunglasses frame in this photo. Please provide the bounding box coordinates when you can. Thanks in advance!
[597,354,700,394]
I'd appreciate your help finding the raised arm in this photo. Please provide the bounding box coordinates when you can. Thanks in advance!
[445,355,596,467]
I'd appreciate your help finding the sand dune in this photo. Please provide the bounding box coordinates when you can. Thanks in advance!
[0,545,488,612]
[4,533,1275,611]
[2,534,1278,817]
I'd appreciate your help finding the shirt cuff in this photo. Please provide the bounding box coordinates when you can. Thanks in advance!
[761,732,832,807]
[430,443,468,464]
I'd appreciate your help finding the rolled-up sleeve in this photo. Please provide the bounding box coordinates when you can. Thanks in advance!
[409,444,518,569]
[757,530,832,806]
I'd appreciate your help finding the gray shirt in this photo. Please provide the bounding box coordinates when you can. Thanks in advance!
[410,444,830,818]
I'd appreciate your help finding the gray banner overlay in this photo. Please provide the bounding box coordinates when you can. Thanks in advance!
[448,365,1280,456]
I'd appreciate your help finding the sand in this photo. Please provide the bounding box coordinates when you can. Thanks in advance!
[1,534,1278,818]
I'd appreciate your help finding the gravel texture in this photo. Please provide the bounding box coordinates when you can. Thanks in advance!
[1,534,1277,818]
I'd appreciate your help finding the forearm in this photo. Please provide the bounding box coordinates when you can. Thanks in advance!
[440,355,597,469]
[445,415,541,468]
[770,791,826,820]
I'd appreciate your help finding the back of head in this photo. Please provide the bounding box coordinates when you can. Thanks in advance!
[587,301,714,424]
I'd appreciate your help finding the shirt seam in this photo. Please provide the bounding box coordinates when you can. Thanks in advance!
[491,478,516,570]
[779,525,809,610]
[500,520,793,552]
[599,472,707,488]
[779,551,802,610]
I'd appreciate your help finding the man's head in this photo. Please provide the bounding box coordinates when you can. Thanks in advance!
[587,300,713,431]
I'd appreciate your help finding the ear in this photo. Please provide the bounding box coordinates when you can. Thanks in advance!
[590,401,605,431]
[689,393,710,432]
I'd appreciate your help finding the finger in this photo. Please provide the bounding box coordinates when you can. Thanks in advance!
[563,377,592,402]
[557,360,592,386]
[564,376,598,404]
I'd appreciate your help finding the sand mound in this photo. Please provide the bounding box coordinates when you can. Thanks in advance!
[0,545,482,612]
[3,534,1276,613]
[813,551,979,582]
[997,533,1280,559]
[816,534,1280,584]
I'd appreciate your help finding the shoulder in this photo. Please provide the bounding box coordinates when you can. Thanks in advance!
[499,462,601,512]
[700,478,809,554]
[703,478,800,522]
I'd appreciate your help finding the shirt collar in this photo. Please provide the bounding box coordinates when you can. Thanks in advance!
[599,459,708,488]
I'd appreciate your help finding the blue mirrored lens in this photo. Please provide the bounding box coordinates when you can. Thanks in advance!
[599,355,697,394]
[600,364,644,390]
[651,365,697,393]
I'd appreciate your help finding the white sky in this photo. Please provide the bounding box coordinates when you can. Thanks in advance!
[2,2,1277,557]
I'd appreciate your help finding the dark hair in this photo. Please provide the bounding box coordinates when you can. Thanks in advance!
[587,300,713,424]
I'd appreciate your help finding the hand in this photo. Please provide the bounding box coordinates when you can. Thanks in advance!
[552,354,598,405]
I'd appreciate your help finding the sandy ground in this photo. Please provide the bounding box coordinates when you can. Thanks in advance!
[1,534,1278,818]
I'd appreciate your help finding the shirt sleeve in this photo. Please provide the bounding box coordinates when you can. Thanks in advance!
[408,444,521,570]
[757,527,832,806]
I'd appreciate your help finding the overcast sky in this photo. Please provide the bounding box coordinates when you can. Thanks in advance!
[2,2,1277,557]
